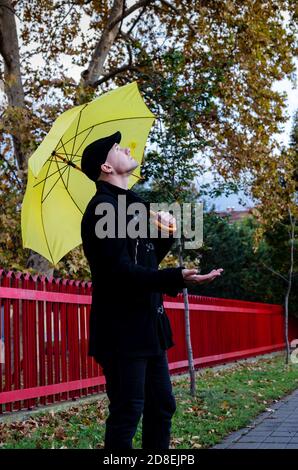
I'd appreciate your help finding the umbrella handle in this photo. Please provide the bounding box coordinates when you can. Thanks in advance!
[149,209,176,233]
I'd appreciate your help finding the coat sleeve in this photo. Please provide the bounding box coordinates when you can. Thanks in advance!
[150,229,176,265]
[148,217,184,297]
[87,196,186,294]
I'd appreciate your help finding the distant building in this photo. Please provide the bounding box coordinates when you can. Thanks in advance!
[213,207,253,224]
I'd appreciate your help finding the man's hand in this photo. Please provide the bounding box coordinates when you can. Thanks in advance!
[182,268,224,286]
[151,210,177,234]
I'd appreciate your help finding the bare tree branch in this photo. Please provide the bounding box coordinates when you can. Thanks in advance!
[127,3,148,34]
[118,30,158,70]
[0,152,23,190]
[108,0,154,31]
[51,0,92,10]
[260,261,288,282]
[80,0,125,89]
[0,1,21,20]
[158,0,197,35]
[92,64,141,87]
[117,30,145,67]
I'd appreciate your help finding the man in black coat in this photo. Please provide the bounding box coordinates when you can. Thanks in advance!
[81,131,223,449]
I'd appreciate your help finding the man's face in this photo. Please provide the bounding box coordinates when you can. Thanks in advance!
[101,142,139,176]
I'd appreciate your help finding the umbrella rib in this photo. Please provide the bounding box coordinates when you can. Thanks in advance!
[52,154,82,171]
[70,126,95,163]
[48,157,70,162]
[55,116,153,153]
[51,152,81,158]
[69,108,83,165]
[56,138,85,215]
[41,164,70,203]
[66,163,71,192]
[58,109,86,185]
[39,150,63,201]
[33,161,69,187]
[53,126,95,171]
[38,155,70,264]
[37,154,82,264]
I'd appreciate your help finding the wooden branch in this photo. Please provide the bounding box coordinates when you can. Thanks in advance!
[118,30,153,66]
[92,64,141,88]
[260,261,288,282]
[158,0,197,35]
[0,1,21,20]
[0,152,23,190]
[81,0,197,92]
[127,4,148,34]
[108,0,154,31]
[288,206,295,282]
[51,0,92,10]
[81,0,125,87]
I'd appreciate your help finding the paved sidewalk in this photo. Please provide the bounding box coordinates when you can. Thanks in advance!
[213,388,298,449]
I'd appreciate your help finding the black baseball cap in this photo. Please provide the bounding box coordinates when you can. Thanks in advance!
[81,131,121,182]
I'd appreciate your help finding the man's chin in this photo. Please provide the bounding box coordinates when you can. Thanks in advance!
[130,161,139,171]
[122,161,138,176]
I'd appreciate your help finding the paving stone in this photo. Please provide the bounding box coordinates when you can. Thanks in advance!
[212,444,230,449]
[234,436,264,443]
[278,426,298,431]
[258,444,287,449]
[212,388,298,449]
[254,425,280,431]
[245,431,272,437]
[228,443,261,449]
[263,437,291,443]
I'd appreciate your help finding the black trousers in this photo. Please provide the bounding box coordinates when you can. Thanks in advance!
[95,350,177,449]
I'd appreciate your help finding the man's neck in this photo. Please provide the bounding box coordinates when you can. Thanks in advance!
[97,174,129,190]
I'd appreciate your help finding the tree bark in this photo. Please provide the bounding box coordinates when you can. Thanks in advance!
[79,0,154,96]
[0,0,53,276]
[177,238,196,396]
[81,0,125,88]
[25,250,54,278]
[284,208,295,365]
[0,0,25,171]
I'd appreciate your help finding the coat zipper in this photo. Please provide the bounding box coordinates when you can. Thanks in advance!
[134,238,139,264]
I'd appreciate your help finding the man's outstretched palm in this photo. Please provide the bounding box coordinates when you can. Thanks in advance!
[182,268,224,286]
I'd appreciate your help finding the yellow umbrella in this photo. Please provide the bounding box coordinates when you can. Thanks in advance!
[21,81,155,265]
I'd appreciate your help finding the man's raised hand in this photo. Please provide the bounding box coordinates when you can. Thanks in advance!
[182,268,224,286]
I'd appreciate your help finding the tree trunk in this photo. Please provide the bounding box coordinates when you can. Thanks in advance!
[0,0,53,275]
[0,0,25,171]
[25,250,54,278]
[177,238,196,396]
[284,208,295,365]
[284,279,291,365]
[79,0,125,95]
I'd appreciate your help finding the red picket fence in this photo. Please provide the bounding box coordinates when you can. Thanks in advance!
[0,268,298,414]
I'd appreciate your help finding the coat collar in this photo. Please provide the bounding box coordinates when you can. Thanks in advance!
[95,180,149,208]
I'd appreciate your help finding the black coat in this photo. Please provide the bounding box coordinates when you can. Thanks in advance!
[81,180,186,360]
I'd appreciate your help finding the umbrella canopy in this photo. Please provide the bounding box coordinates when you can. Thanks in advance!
[21,82,155,265]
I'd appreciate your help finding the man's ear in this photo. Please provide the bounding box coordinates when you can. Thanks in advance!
[100,162,113,174]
